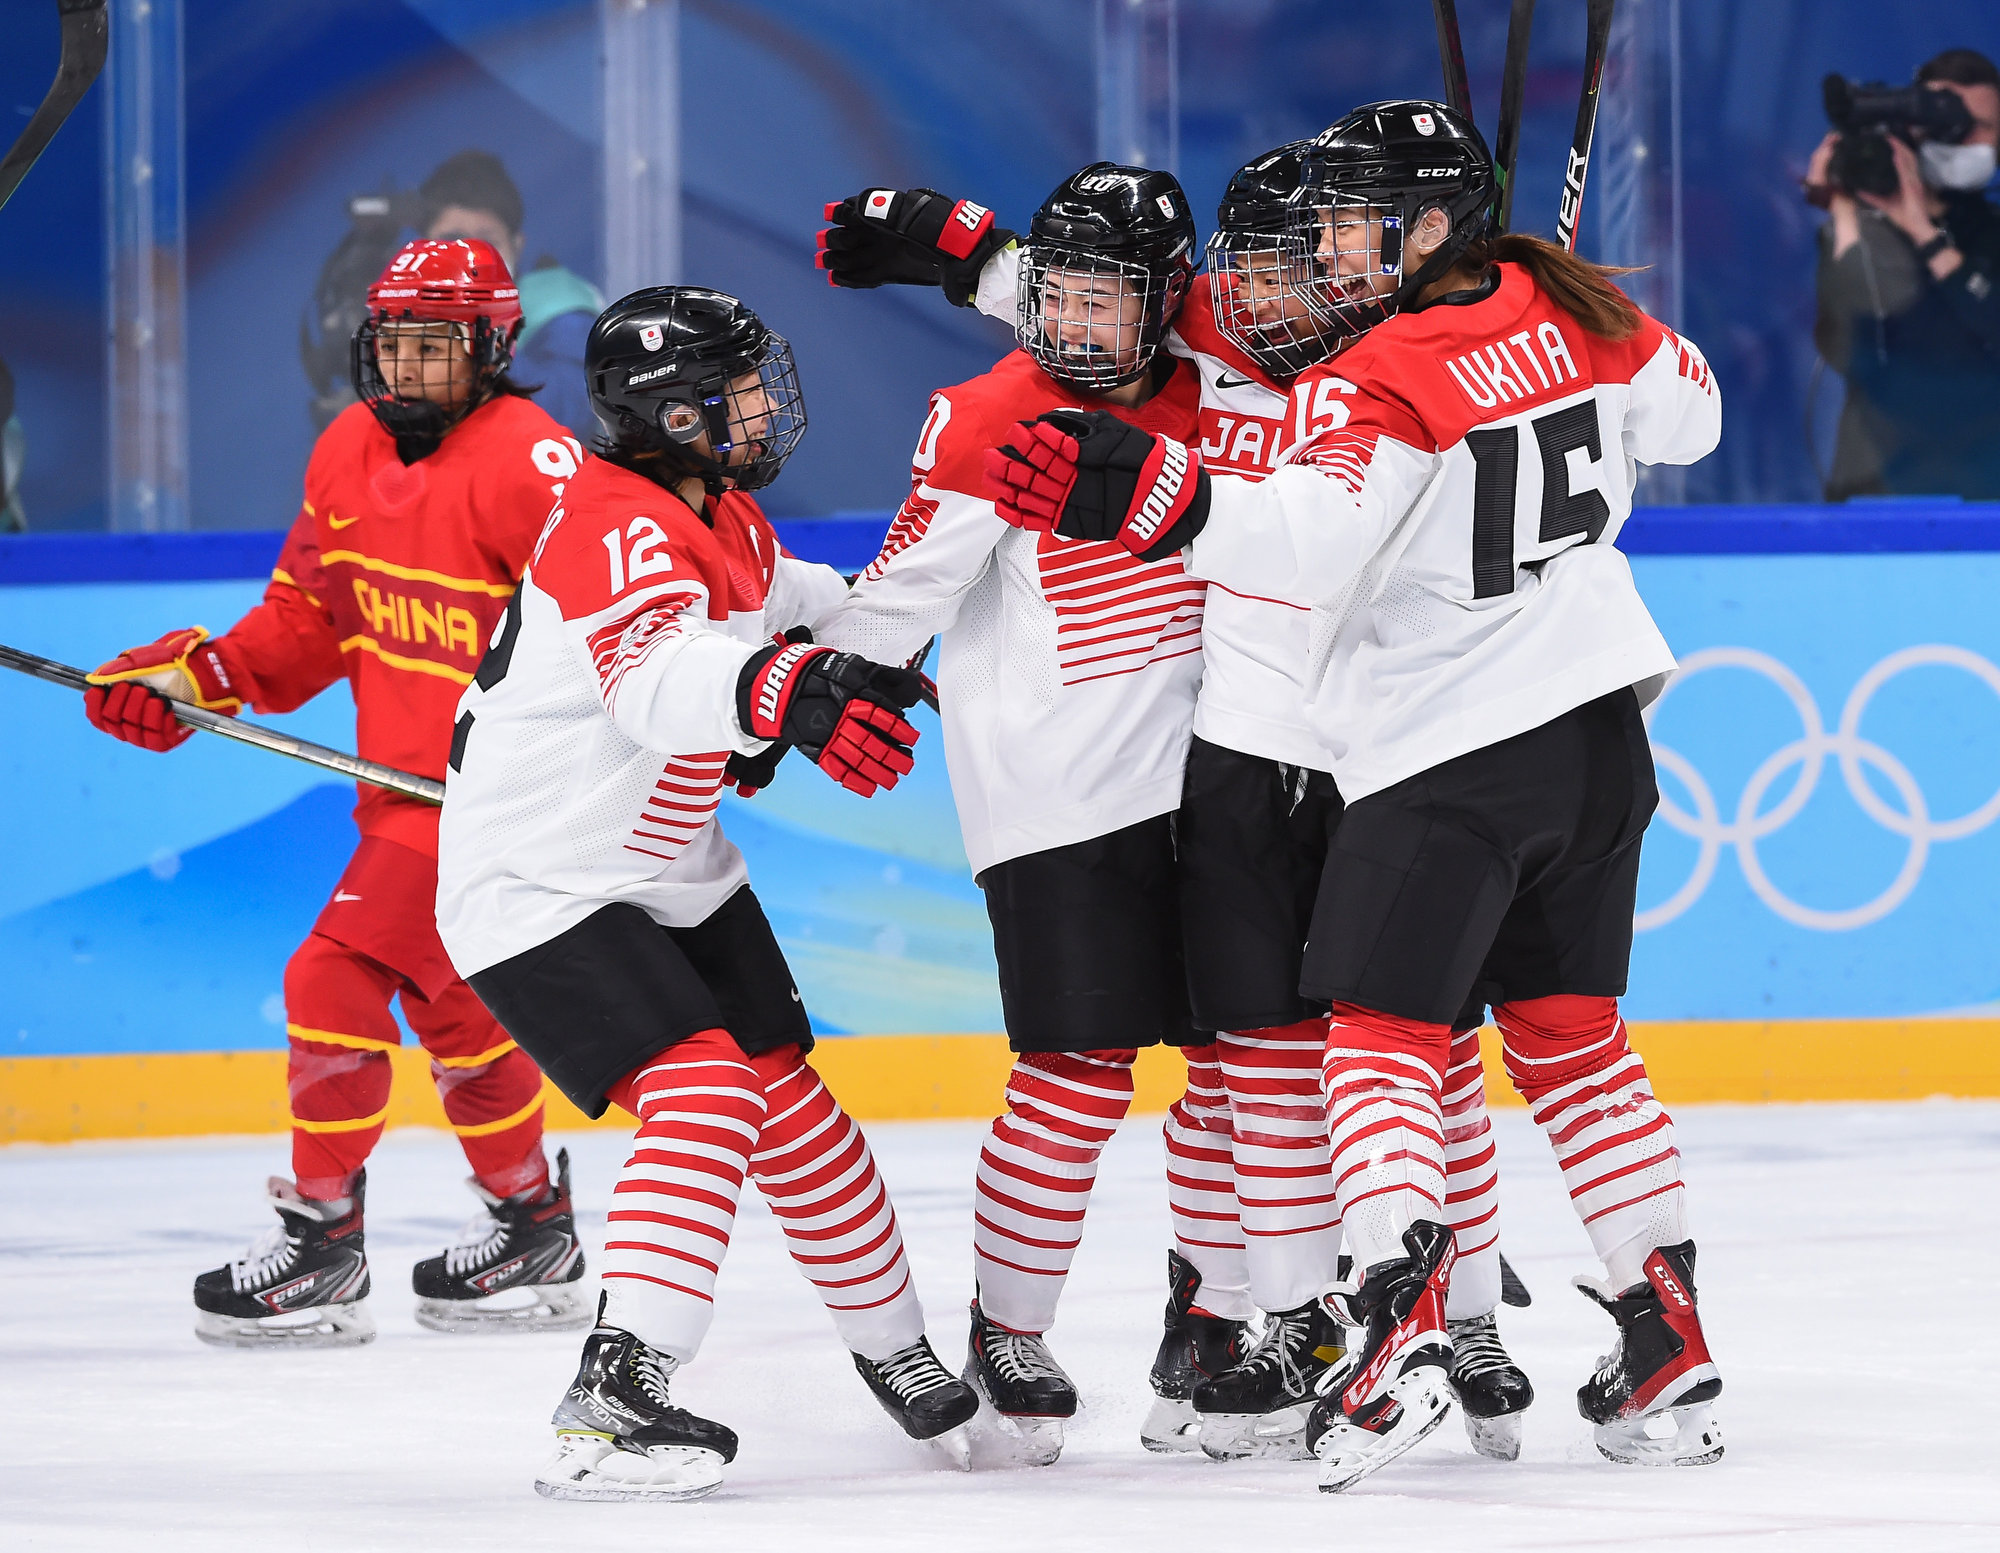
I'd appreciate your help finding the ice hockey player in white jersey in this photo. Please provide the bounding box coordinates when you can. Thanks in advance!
[435,287,977,1501]
[980,100,1725,1492]
[812,165,1231,1465]
[820,145,1532,1464]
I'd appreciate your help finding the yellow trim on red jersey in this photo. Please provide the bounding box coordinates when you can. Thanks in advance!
[449,1091,545,1137]
[270,567,324,610]
[286,1023,399,1052]
[290,1103,392,1134]
[337,634,478,685]
[321,550,518,598]
[431,1039,521,1069]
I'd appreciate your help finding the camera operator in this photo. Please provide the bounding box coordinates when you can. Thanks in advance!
[1807,49,2000,500]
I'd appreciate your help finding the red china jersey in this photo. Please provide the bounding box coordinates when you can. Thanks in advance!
[811,349,1205,875]
[435,456,848,978]
[205,395,583,856]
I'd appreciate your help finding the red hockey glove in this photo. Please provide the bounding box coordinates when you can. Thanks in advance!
[817,187,1017,308]
[83,626,242,752]
[983,410,1211,561]
[735,642,924,798]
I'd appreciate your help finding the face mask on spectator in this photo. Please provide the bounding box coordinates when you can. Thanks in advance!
[1919,140,1998,190]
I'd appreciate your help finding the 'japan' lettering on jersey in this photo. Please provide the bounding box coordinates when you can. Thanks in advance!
[435,457,848,979]
[811,349,1204,875]
[976,254,1336,771]
[1187,262,1722,802]
[197,395,580,857]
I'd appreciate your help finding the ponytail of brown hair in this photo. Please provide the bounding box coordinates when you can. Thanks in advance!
[1463,231,1643,341]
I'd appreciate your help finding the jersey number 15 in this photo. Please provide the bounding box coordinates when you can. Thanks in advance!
[1465,401,1610,599]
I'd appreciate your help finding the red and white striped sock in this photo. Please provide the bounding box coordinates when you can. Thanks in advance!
[747,1048,925,1362]
[973,1048,1136,1334]
[1162,1043,1253,1321]
[1221,1019,1340,1312]
[1496,995,1688,1291]
[1321,1003,1452,1275]
[1442,1026,1502,1319]
[598,1029,767,1361]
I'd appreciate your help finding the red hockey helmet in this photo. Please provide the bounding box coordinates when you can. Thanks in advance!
[352,238,525,451]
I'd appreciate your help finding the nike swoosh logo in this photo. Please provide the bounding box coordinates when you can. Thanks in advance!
[327,513,361,529]
[1214,372,1258,391]
[333,891,363,902]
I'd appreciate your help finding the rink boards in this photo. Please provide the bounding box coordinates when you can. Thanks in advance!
[5,510,2000,1139]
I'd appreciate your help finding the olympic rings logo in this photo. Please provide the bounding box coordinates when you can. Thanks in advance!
[1638,645,2000,932]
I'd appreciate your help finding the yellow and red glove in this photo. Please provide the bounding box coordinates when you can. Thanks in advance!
[83,626,242,752]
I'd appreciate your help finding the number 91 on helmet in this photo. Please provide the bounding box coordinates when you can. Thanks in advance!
[585,287,808,495]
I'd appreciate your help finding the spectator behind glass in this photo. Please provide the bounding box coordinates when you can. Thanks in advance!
[1806,50,2000,501]
[419,150,604,448]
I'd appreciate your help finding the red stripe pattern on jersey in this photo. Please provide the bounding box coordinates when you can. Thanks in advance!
[1161,1043,1253,1320]
[1293,428,1381,495]
[1036,539,1205,688]
[587,593,702,713]
[625,752,729,864]
[973,1049,1136,1333]
[1442,1027,1503,1316]
[862,492,940,584]
[1220,1019,1340,1312]
[598,1031,767,1359]
[747,1049,925,1360]
[1321,1004,1451,1271]
[1497,995,1687,1279]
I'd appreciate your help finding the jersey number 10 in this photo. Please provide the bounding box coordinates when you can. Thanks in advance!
[1465,401,1610,599]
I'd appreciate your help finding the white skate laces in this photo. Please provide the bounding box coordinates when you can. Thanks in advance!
[227,1222,303,1293]
[1449,1314,1513,1380]
[441,1206,509,1278]
[873,1341,957,1402]
[625,1339,679,1412]
[985,1329,1066,1386]
[1236,1307,1318,1396]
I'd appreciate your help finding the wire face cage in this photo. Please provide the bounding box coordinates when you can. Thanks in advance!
[352,315,509,440]
[687,328,807,491]
[1281,195,1406,344]
[1016,245,1180,391]
[1204,226,1345,381]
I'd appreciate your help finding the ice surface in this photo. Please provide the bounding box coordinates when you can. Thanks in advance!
[4,1102,1998,1550]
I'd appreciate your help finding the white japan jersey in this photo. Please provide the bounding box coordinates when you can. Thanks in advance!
[1186,262,1721,802]
[811,348,1206,875]
[436,457,848,978]
[976,253,1338,771]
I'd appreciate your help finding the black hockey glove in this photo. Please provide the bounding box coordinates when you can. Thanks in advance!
[723,741,789,798]
[735,642,924,799]
[816,187,1016,309]
[984,409,1211,561]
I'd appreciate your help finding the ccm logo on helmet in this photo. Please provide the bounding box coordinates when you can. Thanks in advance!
[1416,166,1456,178]
[1126,439,1190,543]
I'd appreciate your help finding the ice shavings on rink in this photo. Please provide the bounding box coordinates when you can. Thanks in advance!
[3,1102,1996,1551]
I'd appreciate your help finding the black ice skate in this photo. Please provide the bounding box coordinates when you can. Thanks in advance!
[1306,1220,1457,1493]
[1448,1312,1534,1460]
[1141,1249,1250,1453]
[853,1336,980,1468]
[963,1296,1076,1466]
[1191,1295,1348,1462]
[1575,1240,1723,1467]
[412,1147,589,1333]
[535,1314,739,1502]
[192,1172,373,1349]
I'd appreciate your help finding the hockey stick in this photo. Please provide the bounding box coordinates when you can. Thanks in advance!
[1429,0,1475,122]
[1492,0,1537,231]
[0,0,109,214]
[1554,0,1616,251]
[0,642,446,804]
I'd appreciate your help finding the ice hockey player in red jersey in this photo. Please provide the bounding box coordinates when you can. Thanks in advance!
[983,100,1726,1490]
[821,146,1532,1464]
[82,239,591,1348]
[812,165,1226,1464]
[435,286,977,1501]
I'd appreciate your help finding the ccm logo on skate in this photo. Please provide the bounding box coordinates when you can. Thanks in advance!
[1127,440,1190,543]
[1653,1266,1692,1309]
[472,1256,528,1293]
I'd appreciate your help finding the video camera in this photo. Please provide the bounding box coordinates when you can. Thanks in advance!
[1821,75,1975,199]
[298,186,423,431]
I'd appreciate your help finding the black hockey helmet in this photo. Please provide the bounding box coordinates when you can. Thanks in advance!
[585,286,806,493]
[1016,162,1197,392]
[1205,140,1342,380]
[1287,100,1497,342]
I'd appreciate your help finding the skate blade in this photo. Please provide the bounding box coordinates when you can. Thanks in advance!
[924,1425,974,1472]
[194,1300,375,1350]
[1197,1407,1312,1462]
[1316,1366,1455,1492]
[1463,1408,1524,1461]
[414,1284,592,1335]
[533,1433,725,1502]
[1139,1396,1203,1454]
[1594,1400,1723,1467]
